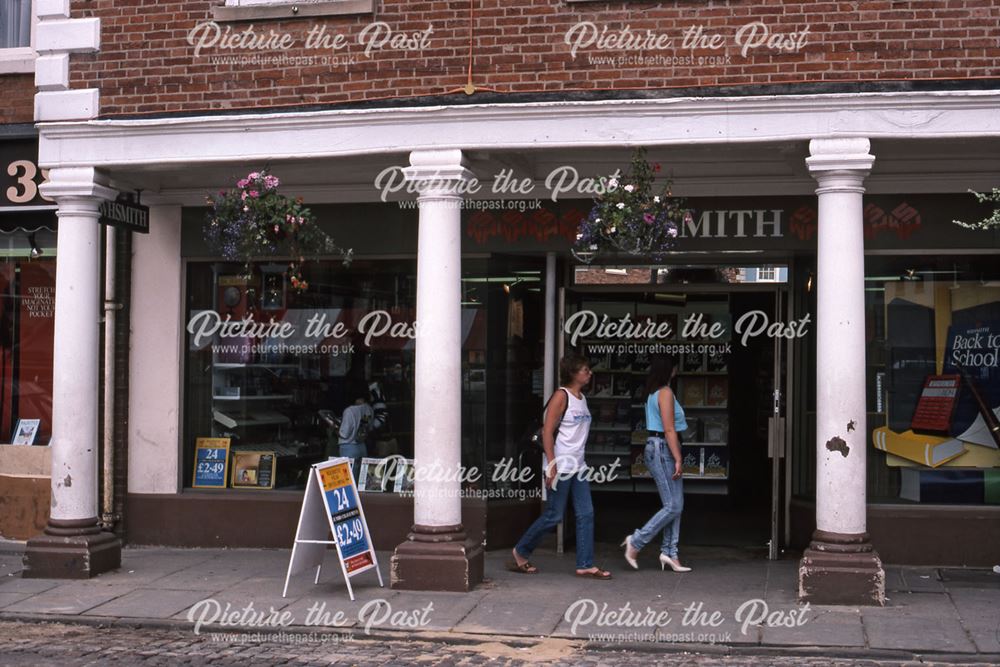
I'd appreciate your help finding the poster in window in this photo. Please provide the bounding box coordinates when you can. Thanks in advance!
[231,451,275,489]
[11,418,40,445]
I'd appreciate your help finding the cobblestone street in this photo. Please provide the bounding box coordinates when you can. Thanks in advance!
[0,621,996,667]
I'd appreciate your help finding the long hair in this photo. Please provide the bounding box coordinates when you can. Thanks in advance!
[644,355,676,396]
[559,354,590,386]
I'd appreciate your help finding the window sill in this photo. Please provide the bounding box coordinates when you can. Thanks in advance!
[0,48,36,75]
[212,0,376,22]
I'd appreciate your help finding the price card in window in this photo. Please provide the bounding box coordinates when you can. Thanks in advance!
[192,437,231,488]
[283,458,383,600]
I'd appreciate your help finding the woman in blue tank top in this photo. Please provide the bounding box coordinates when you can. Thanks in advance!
[621,355,692,572]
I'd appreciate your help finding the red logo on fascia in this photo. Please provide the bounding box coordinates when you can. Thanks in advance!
[864,203,921,240]
[789,206,818,241]
[466,208,582,245]
[789,203,922,242]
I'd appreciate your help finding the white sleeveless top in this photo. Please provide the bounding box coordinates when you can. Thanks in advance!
[547,387,591,474]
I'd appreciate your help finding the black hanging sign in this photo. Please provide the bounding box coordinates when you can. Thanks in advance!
[99,198,149,234]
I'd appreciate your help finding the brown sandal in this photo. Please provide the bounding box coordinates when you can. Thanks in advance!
[506,559,538,574]
[575,566,612,580]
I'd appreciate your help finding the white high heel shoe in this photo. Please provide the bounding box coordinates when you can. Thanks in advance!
[620,536,639,570]
[659,554,692,572]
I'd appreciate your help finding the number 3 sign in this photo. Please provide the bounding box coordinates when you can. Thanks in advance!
[5,159,51,205]
[1,139,53,207]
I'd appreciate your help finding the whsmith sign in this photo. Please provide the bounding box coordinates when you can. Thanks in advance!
[99,199,149,234]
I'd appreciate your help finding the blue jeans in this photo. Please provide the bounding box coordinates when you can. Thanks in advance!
[339,442,366,481]
[631,437,683,558]
[514,472,595,569]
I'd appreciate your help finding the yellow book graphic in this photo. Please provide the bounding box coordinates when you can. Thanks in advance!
[872,427,967,468]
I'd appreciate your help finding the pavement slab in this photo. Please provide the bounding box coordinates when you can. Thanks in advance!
[0,577,59,594]
[3,582,134,615]
[868,591,957,618]
[388,590,487,632]
[759,609,865,648]
[83,588,212,619]
[455,592,577,637]
[862,614,977,653]
[899,568,946,593]
[0,591,34,609]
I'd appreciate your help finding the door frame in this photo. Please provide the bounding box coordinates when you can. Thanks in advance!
[561,261,796,554]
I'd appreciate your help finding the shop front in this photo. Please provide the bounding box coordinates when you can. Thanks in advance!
[119,191,1000,574]
[0,130,58,541]
[22,96,1000,602]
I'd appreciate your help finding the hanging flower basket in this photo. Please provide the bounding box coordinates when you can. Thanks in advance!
[204,170,352,292]
[572,148,693,264]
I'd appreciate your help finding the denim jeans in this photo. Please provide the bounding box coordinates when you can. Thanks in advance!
[339,442,366,481]
[631,437,683,558]
[514,472,595,569]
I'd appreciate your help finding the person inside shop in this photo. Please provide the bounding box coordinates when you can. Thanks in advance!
[622,354,692,572]
[508,354,612,579]
[336,379,388,480]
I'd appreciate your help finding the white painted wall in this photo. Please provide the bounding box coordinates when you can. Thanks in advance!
[128,205,183,494]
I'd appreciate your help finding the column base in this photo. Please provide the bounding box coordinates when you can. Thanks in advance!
[390,524,483,592]
[22,518,122,579]
[798,530,885,606]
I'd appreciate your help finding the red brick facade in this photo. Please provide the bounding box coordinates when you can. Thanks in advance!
[0,74,35,124]
[62,0,1000,117]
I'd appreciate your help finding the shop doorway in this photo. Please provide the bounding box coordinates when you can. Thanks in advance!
[563,265,792,558]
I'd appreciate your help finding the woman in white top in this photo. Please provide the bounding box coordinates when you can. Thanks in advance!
[508,354,612,579]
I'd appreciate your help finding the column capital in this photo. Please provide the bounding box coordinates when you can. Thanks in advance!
[806,138,875,193]
[402,149,478,199]
[40,167,117,210]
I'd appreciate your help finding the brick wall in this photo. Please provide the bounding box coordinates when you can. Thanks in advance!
[68,0,1000,117]
[0,75,35,123]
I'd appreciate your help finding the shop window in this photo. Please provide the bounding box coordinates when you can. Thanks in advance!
[182,256,544,494]
[0,225,56,446]
[865,256,1000,506]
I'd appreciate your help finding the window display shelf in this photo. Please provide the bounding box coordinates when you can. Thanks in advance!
[212,394,294,401]
[213,409,290,428]
[214,363,298,370]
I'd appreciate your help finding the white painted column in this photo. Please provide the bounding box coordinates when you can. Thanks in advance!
[403,150,475,529]
[24,167,121,579]
[44,168,116,524]
[807,138,874,536]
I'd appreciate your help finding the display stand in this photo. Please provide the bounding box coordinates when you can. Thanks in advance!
[282,458,383,601]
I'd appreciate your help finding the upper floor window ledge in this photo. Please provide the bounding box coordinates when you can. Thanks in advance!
[213,0,376,22]
[0,48,36,74]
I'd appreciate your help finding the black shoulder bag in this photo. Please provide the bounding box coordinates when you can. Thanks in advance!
[527,388,569,451]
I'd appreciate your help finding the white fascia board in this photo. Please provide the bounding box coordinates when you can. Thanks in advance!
[36,90,1000,170]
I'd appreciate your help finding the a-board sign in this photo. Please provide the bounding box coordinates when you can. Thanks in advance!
[282,458,383,600]
[192,437,230,488]
[231,450,275,489]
